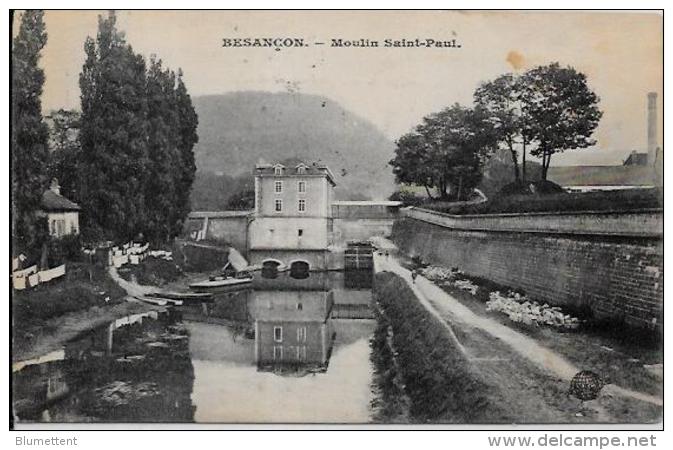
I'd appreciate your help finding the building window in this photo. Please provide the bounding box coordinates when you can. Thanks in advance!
[274,166,283,175]
[274,180,283,193]
[298,199,306,212]
[275,199,283,212]
[274,326,283,342]
[297,166,306,174]
[297,327,307,342]
[297,302,303,310]
[296,345,306,361]
[297,181,306,193]
[273,345,283,360]
[51,219,65,237]
[297,229,303,237]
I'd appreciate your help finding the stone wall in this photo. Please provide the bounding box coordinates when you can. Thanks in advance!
[186,211,250,253]
[247,249,341,271]
[393,209,663,330]
[333,218,395,243]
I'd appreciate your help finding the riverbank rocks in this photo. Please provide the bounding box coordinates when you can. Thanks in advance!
[486,291,581,330]
[419,266,479,295]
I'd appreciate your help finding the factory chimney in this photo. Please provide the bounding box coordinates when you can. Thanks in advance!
[647,92,658,165]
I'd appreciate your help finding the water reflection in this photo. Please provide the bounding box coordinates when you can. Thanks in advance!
[13,270,375,423]
[251,289,335,372]
[13,310,195,423]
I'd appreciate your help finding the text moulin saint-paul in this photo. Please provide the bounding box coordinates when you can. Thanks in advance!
[222,37,461,51]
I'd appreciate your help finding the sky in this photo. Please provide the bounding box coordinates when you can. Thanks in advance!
[22,10,663,167]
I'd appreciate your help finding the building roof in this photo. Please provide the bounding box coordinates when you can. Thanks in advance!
[255,160,336,185]
[623,152,649,166]
[547,165,657,187]
[41,190,81,212]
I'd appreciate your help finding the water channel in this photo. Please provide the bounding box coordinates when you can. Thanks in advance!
[12,270,376,424]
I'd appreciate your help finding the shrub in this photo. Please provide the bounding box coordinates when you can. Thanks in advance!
[388,189,424,206]
[373,272,510,423]
[48,234,82,265]
[422,187,662,215]
[118,256,183,286]
[12,262,127,348]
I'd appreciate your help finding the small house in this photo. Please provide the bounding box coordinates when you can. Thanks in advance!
[40,179,80,237]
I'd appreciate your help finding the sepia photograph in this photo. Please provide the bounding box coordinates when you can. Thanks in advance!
[9,9,663,430]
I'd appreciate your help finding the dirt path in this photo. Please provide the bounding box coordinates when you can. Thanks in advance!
[373,245,663,416]
[13,267,166,366]
[107,265,154,298]
[12,301,162,365]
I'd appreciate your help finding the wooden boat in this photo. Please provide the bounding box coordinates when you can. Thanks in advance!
[164,298,183,306]
[134,295,183,306]
[189,273,253,292]
[134,296,167,306]
[147,291,213,302]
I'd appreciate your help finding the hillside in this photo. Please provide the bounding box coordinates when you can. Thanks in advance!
[191,91,395,205]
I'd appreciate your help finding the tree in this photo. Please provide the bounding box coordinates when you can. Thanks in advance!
[478,148,543,197]
[226,189,255,210]
[46,109,81,202]
[173,70,199,237]
[474,73,534,183]
[12,10,49,250]
[390,104,498,200]
[389,132,437,199]
[144,57,180,242]
[522,63,602,180]
[79,12,150,240]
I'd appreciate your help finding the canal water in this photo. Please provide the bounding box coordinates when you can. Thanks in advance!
[12,270,376,424]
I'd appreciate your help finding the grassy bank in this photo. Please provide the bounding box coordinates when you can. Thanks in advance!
[117,256,184,287]
[421,188,662,215]
[172,240,229,272]
[369,309,410,423]
[12,263,129,360]
[372,272,511,423]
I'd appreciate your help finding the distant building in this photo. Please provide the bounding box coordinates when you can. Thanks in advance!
[40,179,80,237]
[548,92,662,192]
[623,150,649,166]
[187,162,400,268]
[247,161,336,270]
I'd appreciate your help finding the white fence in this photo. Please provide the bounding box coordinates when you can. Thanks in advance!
[110,242,150,268]
[12,242,166,290]
[11,263,66,291]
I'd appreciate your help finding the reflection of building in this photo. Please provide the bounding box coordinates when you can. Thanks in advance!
[248,161,336,271]
[548,92,662,192]
[40,179,80,237]
[250,290,334,370]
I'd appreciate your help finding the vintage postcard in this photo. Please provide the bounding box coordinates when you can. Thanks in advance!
[10,9,663,429]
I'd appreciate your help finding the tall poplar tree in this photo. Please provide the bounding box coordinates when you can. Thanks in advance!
[79,12,149,240]
[145,57,179,242]
[46,109,81,203]
[12,10,49,250]
[173,70,199,238]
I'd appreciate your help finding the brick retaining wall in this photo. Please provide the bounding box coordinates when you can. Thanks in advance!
[393,215,663,330]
